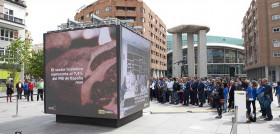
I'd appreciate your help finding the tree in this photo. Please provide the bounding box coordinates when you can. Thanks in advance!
[26,50,44,79]
[0,37,31,81]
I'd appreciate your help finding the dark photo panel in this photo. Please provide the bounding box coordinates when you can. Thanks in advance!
[44,26,118,119]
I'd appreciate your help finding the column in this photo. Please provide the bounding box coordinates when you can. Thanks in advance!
[172,33,183,77]
[187,33,195,78]
[197,30,207,78]
[265,66,269,79]
[156,70,159,78]
[276,65,280,82]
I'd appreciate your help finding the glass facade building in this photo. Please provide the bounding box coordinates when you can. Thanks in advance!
[167,35,246,78]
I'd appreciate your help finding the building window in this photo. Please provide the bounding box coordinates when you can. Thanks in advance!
[272,15,280,20]
[80,16,84,20]
[0,27,18,41]
[105,6,111,11]
[95,10,99,15]
[272,2,280,8]
[273,27,280,32]
[143,27,145,33]
[89,12,93,17]
[86,13,89,18]
[0,79,7,86]
[141,17,145,23]
[213,49,224,63]
[273,40,280,47]
[0,48,4,62]
[140,7,145,13]
[273,52,280,57]
[4,8,15,22]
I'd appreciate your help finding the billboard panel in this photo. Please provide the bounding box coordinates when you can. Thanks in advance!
[44,26,118,119]
[120,27,150,119]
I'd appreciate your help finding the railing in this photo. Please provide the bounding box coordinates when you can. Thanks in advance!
[5,0,26,8]
[0,13,25,25]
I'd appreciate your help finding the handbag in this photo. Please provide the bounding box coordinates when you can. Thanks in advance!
[219,99,225,104]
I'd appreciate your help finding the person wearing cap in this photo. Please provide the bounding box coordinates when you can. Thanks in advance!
[37,79,44,101]
[16,80,24,99]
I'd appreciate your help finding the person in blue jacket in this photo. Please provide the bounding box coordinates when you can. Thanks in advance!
[23,80,29,99]
[223,83,228,113]
[245,80,253,122]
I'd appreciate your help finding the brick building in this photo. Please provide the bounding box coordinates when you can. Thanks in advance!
[74,0,167,78]
[242,0,280,82]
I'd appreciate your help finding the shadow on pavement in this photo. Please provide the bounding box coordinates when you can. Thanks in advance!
[0,115,116,134]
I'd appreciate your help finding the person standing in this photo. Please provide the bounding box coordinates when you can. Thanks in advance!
[262,78,273,121]
[198,78,205,107]
[37,79,44,101]
[162,78,168,104]
[275,81,280,107]
[257,80,266,118]
[245,80,253,122]
[150,79,155,101]
[223,83,229,113]
[27,80,34,101]
[168,78,175,104]
[209,81,216,108]
[172,78,180,105]
[183,78,191,106]
[6,81,13,103]
[251,81,258,114]
[16,80,23,99]
[191,78,199,106]
[23,80,29,99]
[228,81,236,109]
[214,81,224,119]
[156,79,162,103]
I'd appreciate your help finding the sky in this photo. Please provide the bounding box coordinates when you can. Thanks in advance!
[25,0,252,44]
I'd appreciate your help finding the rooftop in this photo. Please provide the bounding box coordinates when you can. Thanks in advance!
[167,25,210,34]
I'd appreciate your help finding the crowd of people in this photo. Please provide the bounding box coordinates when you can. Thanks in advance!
[150,77,280,122]
[6,79,44,102]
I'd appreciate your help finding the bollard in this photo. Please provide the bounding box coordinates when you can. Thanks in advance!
[232,106,238,134]
[12,93,20,118]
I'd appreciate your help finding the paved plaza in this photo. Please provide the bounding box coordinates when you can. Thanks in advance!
[0,93,280,134]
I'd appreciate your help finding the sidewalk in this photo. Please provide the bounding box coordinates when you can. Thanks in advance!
[0,96,279,134]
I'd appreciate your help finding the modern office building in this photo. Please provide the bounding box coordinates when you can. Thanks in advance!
[0,0,27,89]
[167,35,246,78]
[242,0,280,82]
[74,0,167,78]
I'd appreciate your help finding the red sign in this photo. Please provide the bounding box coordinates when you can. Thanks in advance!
[14,33,18,38]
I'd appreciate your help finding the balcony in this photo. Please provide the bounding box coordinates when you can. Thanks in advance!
[0,13,25,25]
[5,0,26,8]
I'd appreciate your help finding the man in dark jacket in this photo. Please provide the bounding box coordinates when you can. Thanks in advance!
[173,78,180,105]
[198,78,205,107]
[16,80,23,99]
[262,78,273,121]
[191,77,198,106]
[183,78,191,106]
[228,81,236,109]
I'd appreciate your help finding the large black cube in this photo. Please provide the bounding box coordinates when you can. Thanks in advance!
[44,25,150,127]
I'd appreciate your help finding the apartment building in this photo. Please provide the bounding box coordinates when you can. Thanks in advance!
[242,0,280,82]
[0,0,27,88]
[74,0,167,78]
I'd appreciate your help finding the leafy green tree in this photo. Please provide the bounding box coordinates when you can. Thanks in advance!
[0,37,31,80]
[26,50,44,79]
